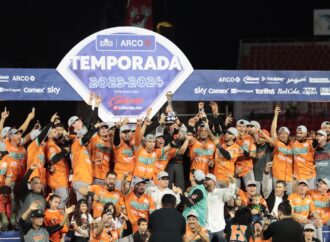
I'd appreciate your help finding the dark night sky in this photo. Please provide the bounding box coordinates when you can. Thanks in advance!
[1,1,330,70]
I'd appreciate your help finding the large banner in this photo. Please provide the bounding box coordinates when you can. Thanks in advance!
[57,27,193,121]
[172,70,330,101]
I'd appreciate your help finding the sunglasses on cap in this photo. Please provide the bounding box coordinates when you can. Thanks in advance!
[304,229,314,233]
[159,176,169,180]
[246,125,254,128]
[226,131,234,135]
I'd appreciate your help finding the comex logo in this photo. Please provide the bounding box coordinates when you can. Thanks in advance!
[12,75,36,82]
[218,77,240,83]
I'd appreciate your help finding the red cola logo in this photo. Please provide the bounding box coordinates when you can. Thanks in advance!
[109,96,144,107]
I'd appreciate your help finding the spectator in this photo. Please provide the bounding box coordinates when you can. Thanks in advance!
[224,207,254,242]
[146,171,181,209]
[204,173,236,242]
[253,221,271,242]
[133,218,150,242]
[263,200,304,242]
[237,179,267,207]
[314,129,330,181]
[320,121,330,142]
[262,162,288,218]
[148,194,186,242]
[181,169,208,227]
[303,223,321,242]
[71,199,93,242]
[0,185,11,230]
[247,194,268,222]
[183,211,210,242]
[19,200,74,242]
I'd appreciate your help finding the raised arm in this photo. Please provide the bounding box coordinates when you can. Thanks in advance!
[0,107,9,139]
[19,107,35,133]
[271,106,280,141]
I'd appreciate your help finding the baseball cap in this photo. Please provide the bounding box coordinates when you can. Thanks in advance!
[236,119,249,126]
[30,129,41,140]
[296,125,307,133]
[120,125,131,132]
[155,132,164,138]
[205,173,217,183]
[193,169,205,182]
[1,126,11,138]
[131,176,146,187]
[99,122,109,129]
[298,179,308,186]
[68,116,79,127]
[304,223,315,231]
[31,209,45,218]
[226,127,238,138]
[246,180,257,187]
[278,126,290,135]
[157,171,169,180]
[249,121,261,129]
[107,122,116,129]
[187,210,198,219]
[321,121,330,128]
[8,128,21,138]
[316,129,327,137]
[318,178,330,188]
[145,134,155,141]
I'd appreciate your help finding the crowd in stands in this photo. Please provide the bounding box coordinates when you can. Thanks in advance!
[0,92,329,242]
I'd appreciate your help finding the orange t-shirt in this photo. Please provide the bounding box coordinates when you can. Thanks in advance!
[91,226,119,242]
[89,185,125,218]
[238,189,268,207]
[189,139,216,175]
[88,134,112,180]
[255,237,272,242]
[45,140,69,190]
[288,193,316,222]
[4,139,26,183]
[185,225,209,241]
[44,209,68,242]
[213,142,240,182]
[71,138,93,184]
[113,140,135,181]
[235,135,256,177]
[291,139,315,180]
[133,148,161,179]
[27,140,46,183]
[154,148,177,177]
[124,191,156,232]
[307,190,330,224]
[272,140,293,181]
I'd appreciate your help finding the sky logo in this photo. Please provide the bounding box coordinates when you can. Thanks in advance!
[96,34,156,51]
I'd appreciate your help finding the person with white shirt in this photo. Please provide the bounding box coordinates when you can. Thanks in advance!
[146,171,181,209]
[262,162,288,219]
[203,173,236,242]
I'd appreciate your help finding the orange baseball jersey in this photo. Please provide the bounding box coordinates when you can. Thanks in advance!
[189,139,216,175]
[124,191,156,232]
[88,134,112,180]
[27,140,46,183]
[0,152,25,184]
[235,135,256,177]
[89,185,125,218]
[71,138,93,184]
[45,140,69,190]
[307,190,330,224]
[213,142,240,182]
[113,140,135,181]
[44,209,68,242]
[291,139,315,180]
[91,227,119,242]
[133,148,162,179]
[288,193,316,222]
[4,139,26,182]
[272,140,293,181]
[154,148,178,177]
[237,189,268,207]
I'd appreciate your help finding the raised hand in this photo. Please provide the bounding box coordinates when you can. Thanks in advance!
[198,102,204,110]
[274,106,281,116]
[225,114,233,126]
[30,200,41,210]
[65,205,75,215]
[209,102,219,115]
[28,107,35,120]
[1,107,9,119]
[159,113,166,125]
[50,113,59,123]
[95,95,102,107]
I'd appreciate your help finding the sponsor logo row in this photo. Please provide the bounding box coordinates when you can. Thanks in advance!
[0,86,61,94]
[0,75,36,82]
[218,76,330,84]
[194,87,330,95]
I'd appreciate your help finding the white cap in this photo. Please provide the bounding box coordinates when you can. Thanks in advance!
[193,169,205,182]
[120,125,131,132]
[155,132,164,138]
[8,128,21,138]
[316,129,327,137]
[296,125,307,133]
[157,171,169,180]
[131,176,146,187]
[107,122,116,129]
[145,134,155,141]
[318,178,330,188]
[246,180,257,187]
[321,121,330,128]
[278,126,290,135]
[304,223,315,231]
[205,173,217,183]
[249,121,261,129]
[68,116,79,127]
[1,126,11,138]
[187,210,198,219]
[30,129,41,140]
[226,127,238,138]
[236,119,249,126]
